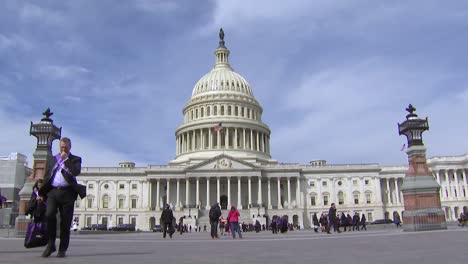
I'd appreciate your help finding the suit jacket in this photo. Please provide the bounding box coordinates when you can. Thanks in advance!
[39,153,86,199]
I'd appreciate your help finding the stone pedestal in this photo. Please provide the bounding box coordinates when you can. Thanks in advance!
[401,146,447,231]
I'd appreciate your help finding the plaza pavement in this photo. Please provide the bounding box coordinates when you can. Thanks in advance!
[0,227,467,264]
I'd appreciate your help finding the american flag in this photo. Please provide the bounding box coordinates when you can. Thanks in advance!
[213,122,223,132]
[400,143,406,151]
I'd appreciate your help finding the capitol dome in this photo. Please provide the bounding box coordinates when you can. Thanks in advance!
[172,29,272,164]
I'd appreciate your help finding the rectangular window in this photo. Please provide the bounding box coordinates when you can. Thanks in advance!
[322,181,327,187]
[309,181,315,187]
[75,199,81,208]
[119,184,125,189]
[102,217,108,226]
[353,180,358,186]
[86,216,92,227]
[323,195,329,206]
[367,212,373,222]
[311,196,316,206]
[88,184,94,189]
[365,180,370,185]
[354,194,359,204]
[131,198,137,208]
[131,217,137,226]
[118,217,124,225]
[87,198,93,208]
[118,198,125,209]
[366,193,372,204]
[132,184,137,190]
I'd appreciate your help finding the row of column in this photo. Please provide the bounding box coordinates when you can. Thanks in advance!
[176,127,270,155]
[383,178,402,206]
[433,169,468,199]
[154,176,301,211]
[185,104,259,122]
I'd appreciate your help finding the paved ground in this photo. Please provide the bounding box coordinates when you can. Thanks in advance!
[0,227,467,264]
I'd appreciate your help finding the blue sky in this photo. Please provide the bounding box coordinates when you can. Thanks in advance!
[1,0,467,167]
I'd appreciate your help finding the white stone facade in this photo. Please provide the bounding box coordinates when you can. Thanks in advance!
[73,33,468,231]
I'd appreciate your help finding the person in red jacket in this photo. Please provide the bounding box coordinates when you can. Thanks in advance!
[227,205,242,239]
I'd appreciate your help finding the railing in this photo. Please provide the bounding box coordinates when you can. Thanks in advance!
[0,211,26,238]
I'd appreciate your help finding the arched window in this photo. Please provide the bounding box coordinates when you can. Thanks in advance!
[200,107,204,117]
[310,193,317,206]
[338,191,344,205]
[221,105,224,115]
[322,193,330,206]
[87,195,94,208]
[207,106,211,116]
[353,191,360,205]
[365,192,372,204]
[214,106,218,115]
[102,194,109,208]
[118,195,126,209]
[130,195,138,209]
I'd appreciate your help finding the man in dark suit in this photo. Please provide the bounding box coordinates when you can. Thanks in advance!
[160,204,174,238]
[209,203,221,239]
[327,203,341,234]
[39,137,83,258]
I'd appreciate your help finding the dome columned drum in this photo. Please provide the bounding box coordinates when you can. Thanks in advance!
[172,29,271,164]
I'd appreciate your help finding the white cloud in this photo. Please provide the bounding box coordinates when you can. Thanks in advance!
[272,58,467,165]
[20,3,64,25]
[64,95,81,103]
[0,34,32,51]
[39,65,90,80]
[285,59,448,113]
[134,0,178,14]
[0,105,141,168]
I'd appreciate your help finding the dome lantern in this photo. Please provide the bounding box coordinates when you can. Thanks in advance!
[214,28,231,69]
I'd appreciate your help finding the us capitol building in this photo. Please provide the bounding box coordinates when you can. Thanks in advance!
[74,30,468,230]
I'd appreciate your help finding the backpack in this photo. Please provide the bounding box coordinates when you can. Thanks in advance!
[209,208,216,219]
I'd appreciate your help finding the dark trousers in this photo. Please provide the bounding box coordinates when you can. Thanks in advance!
[45,188,76,252]
[327,219,340,233]
[162,222,173,238]
[210,220,218,238]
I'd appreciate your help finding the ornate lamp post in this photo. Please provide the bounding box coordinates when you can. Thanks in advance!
[15,108,61,235]
[398,104,446,231]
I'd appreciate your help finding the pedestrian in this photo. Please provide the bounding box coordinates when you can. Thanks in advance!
[312,213,319,233]
[25,179,47,224]
[227,205,242,239]
[360,214,367,231]
[39,137,85,258]
[209,203,221,239]
[71,221,78,232]
[219,216,226,236]
[393,211,401,228]
[352,212,360,231]
[179,217,184,235]
[160,204,174,238]
[327,203,341,234]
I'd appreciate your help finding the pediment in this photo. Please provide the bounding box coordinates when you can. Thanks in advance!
[186,155,258,171]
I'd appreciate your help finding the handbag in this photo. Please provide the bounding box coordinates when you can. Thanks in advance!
[24,222,48,248]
